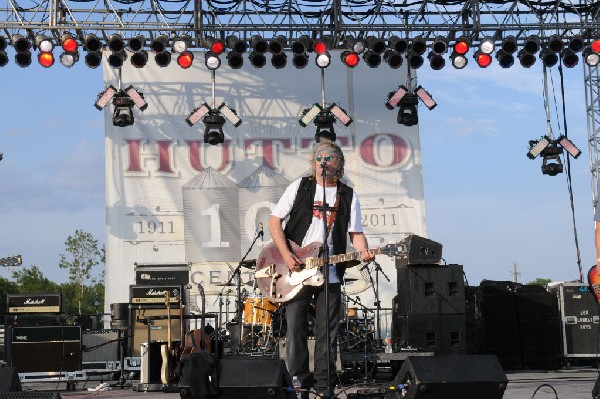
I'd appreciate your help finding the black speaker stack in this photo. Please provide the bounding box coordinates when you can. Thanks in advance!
[392,263,467,355]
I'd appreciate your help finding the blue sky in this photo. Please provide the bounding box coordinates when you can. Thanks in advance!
[0,55,594,286]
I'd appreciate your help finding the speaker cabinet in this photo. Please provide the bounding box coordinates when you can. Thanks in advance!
[217,357,292,399]
[386,355,507,399]
[394,314,467,355]
[0,367,21,392]
[0,392,61,399]
[131,308,182,357]
[7,326,81,373]
[396,264,465,315]
[82,329,123,363]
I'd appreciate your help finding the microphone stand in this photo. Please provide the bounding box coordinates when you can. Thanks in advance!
[362,261,390,345]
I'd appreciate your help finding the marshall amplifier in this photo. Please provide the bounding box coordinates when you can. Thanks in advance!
[7,293,62,314]
[129,285,185,307]
[7,326,82,373]
[134,262,190,286]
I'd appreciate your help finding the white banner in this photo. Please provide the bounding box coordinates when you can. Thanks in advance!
[102,50,427,325]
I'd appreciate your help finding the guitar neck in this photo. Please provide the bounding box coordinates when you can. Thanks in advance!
[306,247,382,269]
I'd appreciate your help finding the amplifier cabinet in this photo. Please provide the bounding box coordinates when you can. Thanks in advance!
[130,308,182,357]
[7,326,81,373]
[7,293,62,314]
[82,329,123,363]
[129,285,185,307]
[551,282,599,357]
[394,314,467,356]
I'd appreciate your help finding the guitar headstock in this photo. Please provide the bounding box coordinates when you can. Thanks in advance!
[0,255,22,267]
[381,242,407,258]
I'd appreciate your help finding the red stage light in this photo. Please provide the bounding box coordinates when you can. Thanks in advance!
[592,39,600,54]
[210,41,225,55]
[38,51,55,68]
[61,35,78,52]
[177,51,194,69]
[314,41,327,55]
[341,51,359,67]
[475,51,492,68]
[454,40,469,55]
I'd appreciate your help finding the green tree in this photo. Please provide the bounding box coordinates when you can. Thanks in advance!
[11,265,60,293]
[0,276,18,312]
[59,230,105,315]
[527,278,552,288]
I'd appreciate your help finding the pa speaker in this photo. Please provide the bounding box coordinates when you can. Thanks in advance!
[386,355,507,399]
[0,367,21,392]
[218,357,292,399]
[0,392,61,399]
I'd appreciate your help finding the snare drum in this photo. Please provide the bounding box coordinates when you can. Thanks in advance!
[243,295,277,325]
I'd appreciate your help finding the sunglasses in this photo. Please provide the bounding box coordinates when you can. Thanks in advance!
[315,154,337,162]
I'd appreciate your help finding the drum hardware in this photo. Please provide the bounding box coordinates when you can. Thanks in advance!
[216,282,236,287]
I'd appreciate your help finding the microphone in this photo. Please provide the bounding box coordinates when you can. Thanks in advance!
[258,222,264,241]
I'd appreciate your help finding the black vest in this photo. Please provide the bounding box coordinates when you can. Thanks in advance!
[283,176,354,280]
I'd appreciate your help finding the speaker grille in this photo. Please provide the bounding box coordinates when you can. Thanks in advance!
[0,392,61,399]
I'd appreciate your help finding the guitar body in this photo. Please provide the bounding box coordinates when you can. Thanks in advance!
[588,265,600,302]
[256,240,325,303]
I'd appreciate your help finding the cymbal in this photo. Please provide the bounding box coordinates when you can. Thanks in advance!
[239,259,257,268]
[216,282,235,287]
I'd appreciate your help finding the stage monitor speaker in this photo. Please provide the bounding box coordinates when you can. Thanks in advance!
[0,392,61,399]
[386,355,507,399]
[217,357,292,399]
[0,367,21,392]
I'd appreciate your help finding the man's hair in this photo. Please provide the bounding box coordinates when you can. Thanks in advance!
[310,139,345,180]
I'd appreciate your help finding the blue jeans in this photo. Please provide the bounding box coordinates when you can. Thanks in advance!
[284,283,341,391]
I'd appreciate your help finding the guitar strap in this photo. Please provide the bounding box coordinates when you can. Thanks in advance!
[326,188,342,237]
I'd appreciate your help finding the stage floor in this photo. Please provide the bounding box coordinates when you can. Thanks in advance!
[19,368,600,399]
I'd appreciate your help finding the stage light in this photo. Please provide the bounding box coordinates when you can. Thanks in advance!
[151,34,169,53]
[496,50,514,68]
[501,35,518,54]
[558,135,581,158]
[85,51,102,68]
[518,49,536,68]
[84,34,102,52]
[314,35,333,55]
[94,85,118,110]
[583,47,600,66]
[343,35,364,53]
[415,86,437,110]
[411,36,427,55]
[523,35,540,54]
[328,103,353,126]
[561,49,578,68]
[108,51,126,68]
[292,35,313,54]
[186,103,211,126]
[59,51,79,68]
[292,53,309,69]
[155,50,171,67]
[385,85,408,109]
[172,35,192,53]
[474,50,492,68]
[341,51,359,68]
[203,111,226,145]
[428,52,445,70]
[60,32,78,52]
[363,50,381,68]
[453,36,470,55]
[251,35,268,54]
[271,52,287,69]
[112,96,135,127]
[314,110,337,142]
[129,35,146,52]
[299,103,323,127]
[249,51,266,68]
[227,51,244,69]
[12,35,31,68]
[527,136,551,159]
[541,151,563,176]
[450,52,468,69]
[269,35,287,54]
[383,50,402,69]
[431,36,448,55]
[315,52,331,68]
[38,51,55,68]
[592,38,600,53]
[131,50,148,68]
[389,36,409,54]
[124,85,148,111]
[568,35,584,52]
[226,35,248,54]
[479,36,495,54]
[205,36,225,55]
[108,34,125,53]
[0,37,7,66]
[366,36,386,54]
[35,34,54,52]
[406,51,424,69]
[205,51,221,70]
[547,34,564,53]
[218,103,242,127]
[397,94,419,126]
[539,48,558,67]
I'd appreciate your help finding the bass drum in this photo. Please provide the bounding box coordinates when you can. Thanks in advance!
[271,304,316,338]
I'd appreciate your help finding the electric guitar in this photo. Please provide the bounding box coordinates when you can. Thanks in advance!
[160,291,172,385]
[587,265,600,302]
[254,240,405,302]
